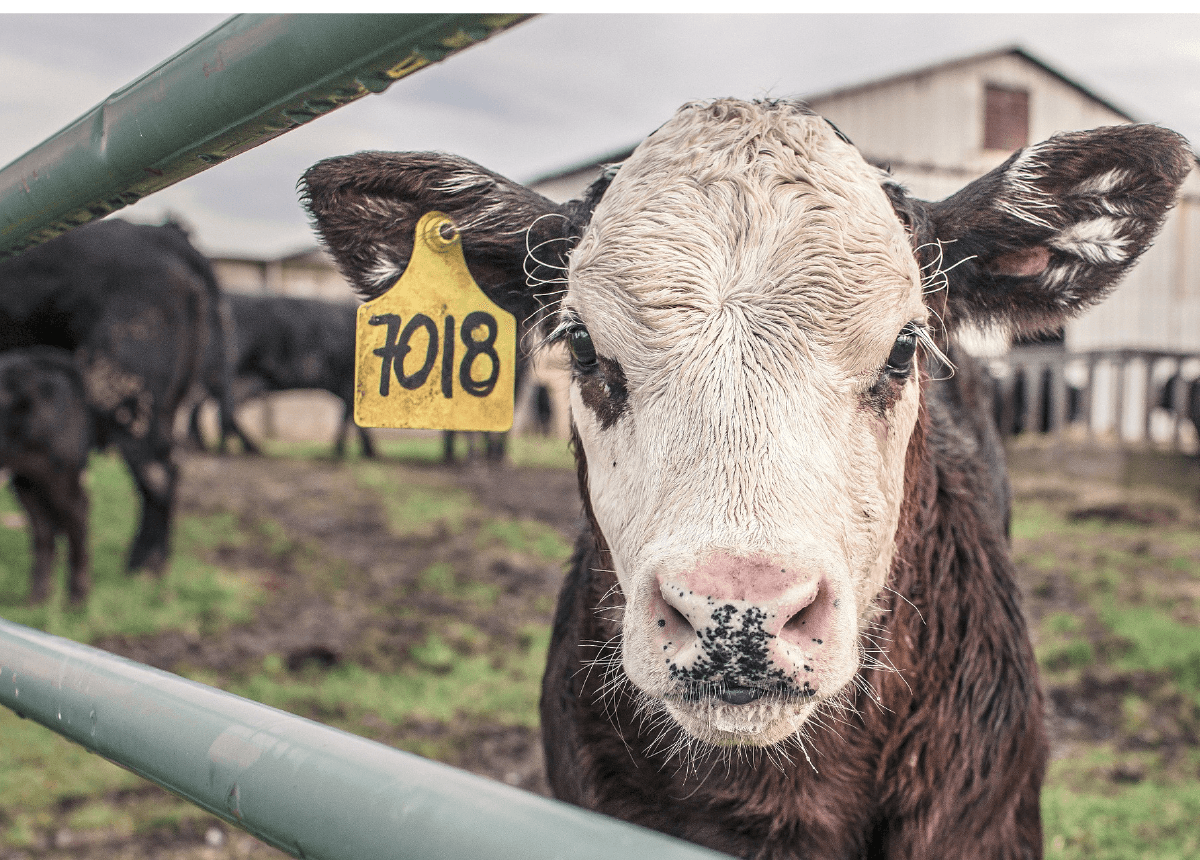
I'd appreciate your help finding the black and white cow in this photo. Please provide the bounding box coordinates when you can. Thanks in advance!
[302,100,1190,859]
[0,218,228,574]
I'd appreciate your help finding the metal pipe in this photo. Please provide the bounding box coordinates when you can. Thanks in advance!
[0,13,531,257]
[0,618,731,860]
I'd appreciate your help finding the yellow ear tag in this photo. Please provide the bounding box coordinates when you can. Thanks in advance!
[354,212,515,431]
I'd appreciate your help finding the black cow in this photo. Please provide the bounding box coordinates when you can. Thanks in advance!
[0,348,95,603]
[0,218,229,573]
[187,293,376,459]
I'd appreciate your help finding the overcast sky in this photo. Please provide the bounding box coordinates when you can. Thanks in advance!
[2,13,1199,259]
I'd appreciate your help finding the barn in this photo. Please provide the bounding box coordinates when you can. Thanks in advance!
[528,46,1200,448]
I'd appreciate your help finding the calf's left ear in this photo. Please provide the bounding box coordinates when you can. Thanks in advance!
[928,124,1193,337]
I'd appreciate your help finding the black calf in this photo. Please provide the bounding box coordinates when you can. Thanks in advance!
[0,348,95,603]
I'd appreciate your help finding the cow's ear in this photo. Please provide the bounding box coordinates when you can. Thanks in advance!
[928,125,1193,337]
[300,152,589,322]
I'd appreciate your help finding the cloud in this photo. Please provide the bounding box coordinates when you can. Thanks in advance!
[4,13,1200,259]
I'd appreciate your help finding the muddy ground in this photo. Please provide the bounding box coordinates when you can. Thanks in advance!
[7,440,1200,858]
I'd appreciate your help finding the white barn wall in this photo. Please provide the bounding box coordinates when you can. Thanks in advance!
[807,52,1131,190]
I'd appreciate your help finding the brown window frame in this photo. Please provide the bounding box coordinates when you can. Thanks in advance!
[983,84,1030,152]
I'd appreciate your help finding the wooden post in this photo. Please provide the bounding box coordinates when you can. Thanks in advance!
[1050,357,1068,436]
[1083,356,1096,440]
[1113,354,1126,444]
[1142,355,1156,445]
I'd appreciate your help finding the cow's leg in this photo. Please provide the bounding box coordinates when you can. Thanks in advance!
[116,434,177,574]
[228,414,261,456]
[61,472,91,604]
[11,475,58,603]
[333,401,351,459]
[484,432,506,463]
[357,425,377,459]
[187,399,209,451]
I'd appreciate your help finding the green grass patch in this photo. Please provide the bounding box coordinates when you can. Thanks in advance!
[1043,771,1200,860]
[417,562,499,606]
[1098,604,1200,696]
[352,462,473,538]
[480,518,572,562]
[508,436,575,470]
[215,624,551,734]
[0,453,263,643]
[258,432,575,470]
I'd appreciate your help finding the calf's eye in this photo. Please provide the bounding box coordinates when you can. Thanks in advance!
[568,326,598,371]
[886,327,919,377]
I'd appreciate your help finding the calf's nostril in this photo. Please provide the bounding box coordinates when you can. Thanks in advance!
[780,579,826,643]
[654,594,694,653]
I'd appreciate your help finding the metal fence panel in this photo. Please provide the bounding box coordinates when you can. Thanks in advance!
[0,618,731,860]
[0,13,530,257]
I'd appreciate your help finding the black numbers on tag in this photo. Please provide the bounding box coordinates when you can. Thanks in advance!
[370,312,500,399]
[459,311,500,397]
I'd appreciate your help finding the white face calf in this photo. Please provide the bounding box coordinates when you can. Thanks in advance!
[560,102,929,744]
[302,98,1190,750]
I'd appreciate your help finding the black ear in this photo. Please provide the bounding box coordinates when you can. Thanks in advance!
[300,152,608,325]
[927,124,1193,337]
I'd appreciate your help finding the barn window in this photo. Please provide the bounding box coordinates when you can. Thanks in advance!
[983,84,1030,152]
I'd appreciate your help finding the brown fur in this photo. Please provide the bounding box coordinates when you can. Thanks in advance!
[543,351,1046,859]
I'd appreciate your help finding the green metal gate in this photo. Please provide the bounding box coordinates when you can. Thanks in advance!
[0,15,733,860]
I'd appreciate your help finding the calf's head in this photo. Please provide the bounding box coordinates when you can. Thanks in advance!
[303,99,1190,748]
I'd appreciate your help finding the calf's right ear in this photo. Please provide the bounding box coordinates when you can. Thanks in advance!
[300,152,591,322]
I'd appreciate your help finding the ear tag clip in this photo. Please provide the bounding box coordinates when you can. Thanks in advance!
[354,211,516,431]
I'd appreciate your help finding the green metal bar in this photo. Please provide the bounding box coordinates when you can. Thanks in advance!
[0,13,531,257]
[0,618,731,860]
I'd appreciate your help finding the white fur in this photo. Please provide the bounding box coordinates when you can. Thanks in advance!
[1073,167,1130,197]
[997,143,1057,229]
[1050,217,1130,265]
[563,100,926,747]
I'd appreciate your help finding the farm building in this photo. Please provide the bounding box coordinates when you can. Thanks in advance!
[211,246,357,303]
[528,46,1200,446]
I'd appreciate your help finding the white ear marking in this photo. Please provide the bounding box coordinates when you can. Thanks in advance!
[996,145,1057,230]
[366,256,403,290]
[1050,217,1130,265]
[1072,168,1130,197]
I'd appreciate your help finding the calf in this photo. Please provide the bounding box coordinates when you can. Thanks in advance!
[302,100,1190,858]
[187,293,376,458]
[0,218,227,573]
[0,348,94,604]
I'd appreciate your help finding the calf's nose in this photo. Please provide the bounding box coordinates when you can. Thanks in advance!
[652,553,836,690]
